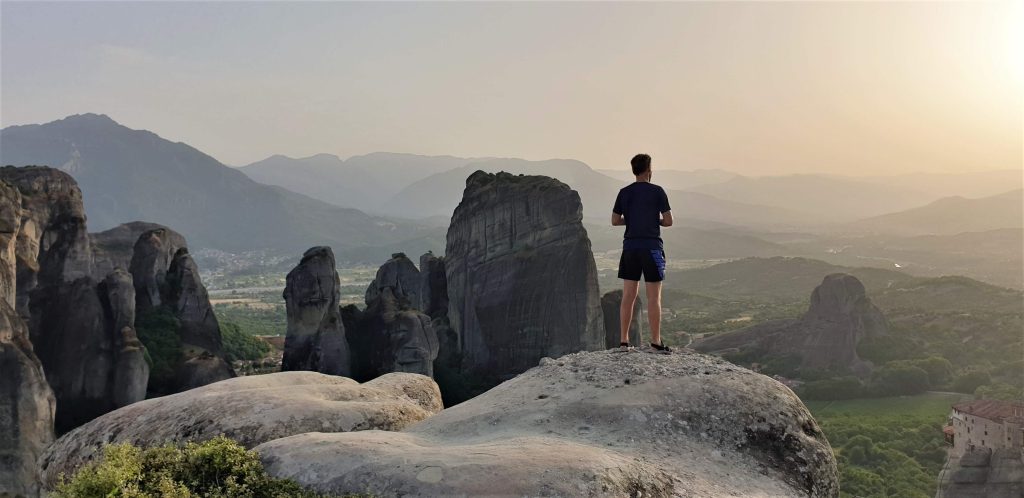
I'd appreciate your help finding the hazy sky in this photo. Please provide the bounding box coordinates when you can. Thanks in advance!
[2,1,1021,175]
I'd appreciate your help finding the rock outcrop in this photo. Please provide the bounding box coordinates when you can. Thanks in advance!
[0,167,150,434]
[936,447,1024,498]
[417,251,447,318]
[0,166,92,319]
[282,246,349,376]
[345,253,439,380]
[130,227,233,394]
[90,221,166,279]
[692,273,888,376]
[129,226,187,310]
[258,349,839,497]
[0,179,55,497]
[601,290,644,348]
[40,371,443,490]
[444,171,604,384]
[0,301,55,498]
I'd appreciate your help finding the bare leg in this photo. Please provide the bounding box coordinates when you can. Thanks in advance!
[645,281,663,345]
[620,280,640,344]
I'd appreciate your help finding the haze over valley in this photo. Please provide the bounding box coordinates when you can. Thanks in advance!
[2,2,1021,497]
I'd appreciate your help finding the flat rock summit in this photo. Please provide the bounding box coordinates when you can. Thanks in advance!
[258,349,839,497]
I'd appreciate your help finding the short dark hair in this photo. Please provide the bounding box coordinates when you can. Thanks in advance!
[631,154,651,176]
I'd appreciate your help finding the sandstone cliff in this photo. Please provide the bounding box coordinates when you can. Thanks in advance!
[258,349,839,497]
[0,179,55,497]
[692,273,888,376]
[936,447,1024,498]
[281,246,350,376]
[0,167,149,434]
[444,171,604,385]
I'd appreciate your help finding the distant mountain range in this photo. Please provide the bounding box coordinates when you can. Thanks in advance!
[0,114,440,257]
[240,152,478,210]
[849,189,1023,235]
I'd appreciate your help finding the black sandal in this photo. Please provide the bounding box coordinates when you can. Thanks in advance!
[650,342,672,354]
[618,342,633,352]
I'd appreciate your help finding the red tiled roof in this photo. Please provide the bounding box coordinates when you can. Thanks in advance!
[953,399,1024,423]
[943,425,955,435]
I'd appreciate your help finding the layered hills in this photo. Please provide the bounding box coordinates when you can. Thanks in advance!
[0,114,438,255]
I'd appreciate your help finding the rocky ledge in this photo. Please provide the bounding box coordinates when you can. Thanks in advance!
[258,349,839,497]
[39,371,443,489]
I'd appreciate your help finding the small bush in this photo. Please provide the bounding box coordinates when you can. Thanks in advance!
[54,436,328,498]
[135,306,183,393]
[221,321,271,362]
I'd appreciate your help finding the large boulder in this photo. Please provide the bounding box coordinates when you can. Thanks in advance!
[444,171,604,385]
[692,273,888,376]
[282,246,349,376]
[0,180,55,497]
[601,289,644,348]
[40,371,443,490]
[258,349,839,497]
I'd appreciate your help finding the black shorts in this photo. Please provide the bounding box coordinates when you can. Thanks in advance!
[617,248,666,282]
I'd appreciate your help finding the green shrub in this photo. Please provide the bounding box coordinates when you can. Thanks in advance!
[54,436,328,498]
[135,306,183,394]
[220,321,271,362]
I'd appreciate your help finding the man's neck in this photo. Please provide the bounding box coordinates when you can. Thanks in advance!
[634,176,651,183]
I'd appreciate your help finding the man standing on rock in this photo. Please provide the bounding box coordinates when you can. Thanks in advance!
[611,153,673,353]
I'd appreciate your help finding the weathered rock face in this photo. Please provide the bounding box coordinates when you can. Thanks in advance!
[444,171,604,384]
[128,226,187,310]
[28,273,148,434]
[40,371,443,490]
[601,290,644,348]
[90,221,166,279]
[936,448,1024,498]
[0,167,149,435]
[165,248,224,357]
[0,180,55,497]
[346,254,439,381]
[365,252,420,309]
[282,246,349,376]
[0,301,55,498]
[129,228,232,394]
[258,349,839,497]
[0,166,92,319]
[692,273,888,376]
[0,182,22,307]
[100,270,149,409]
[417,251,447,318]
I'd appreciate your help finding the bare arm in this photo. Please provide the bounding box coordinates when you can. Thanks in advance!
[612,212,625,226]
[660,210,673,227]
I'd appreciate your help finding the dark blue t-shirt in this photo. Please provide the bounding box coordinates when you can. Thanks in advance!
[612,182,671,250]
